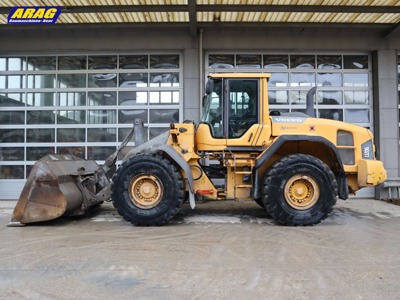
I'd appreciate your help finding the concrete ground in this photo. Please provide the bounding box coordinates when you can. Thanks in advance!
[1,199,400,300]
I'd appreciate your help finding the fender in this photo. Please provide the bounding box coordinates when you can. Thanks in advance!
[148,144,196,209]
[253,135,348,200]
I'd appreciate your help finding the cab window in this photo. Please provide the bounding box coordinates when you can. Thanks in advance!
[228,79,258,138]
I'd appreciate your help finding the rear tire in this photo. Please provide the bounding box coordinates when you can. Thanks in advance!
[263,154,337,226]
[111,154,185,226]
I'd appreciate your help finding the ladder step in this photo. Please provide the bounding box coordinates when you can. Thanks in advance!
[236,184,252,188]
[235,171,252,175]
[217,192,226,198]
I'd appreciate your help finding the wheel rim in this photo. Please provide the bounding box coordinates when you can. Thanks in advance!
[128,174,163,209]
[284,174,320,210]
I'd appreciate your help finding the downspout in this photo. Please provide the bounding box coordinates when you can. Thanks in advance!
[199,28,204,120]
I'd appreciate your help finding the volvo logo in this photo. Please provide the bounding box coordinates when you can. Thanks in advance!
[272,117,306,124]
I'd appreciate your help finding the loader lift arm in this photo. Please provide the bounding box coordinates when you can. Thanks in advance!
[8,119,145,226]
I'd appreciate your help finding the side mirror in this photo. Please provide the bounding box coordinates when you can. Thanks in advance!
[202,95,207,107]
[205,79,213,95]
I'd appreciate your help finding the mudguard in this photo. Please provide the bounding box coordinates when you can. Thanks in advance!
[253,135,348,200]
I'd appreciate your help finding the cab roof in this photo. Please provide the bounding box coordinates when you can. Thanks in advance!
[208,73,271,79]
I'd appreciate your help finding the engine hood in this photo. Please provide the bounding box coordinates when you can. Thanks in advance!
[270,115,370,140]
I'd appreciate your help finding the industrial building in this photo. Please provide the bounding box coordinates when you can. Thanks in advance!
[0,1,399,199]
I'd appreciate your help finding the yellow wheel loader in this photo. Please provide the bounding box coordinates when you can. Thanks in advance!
[9,73,387,226]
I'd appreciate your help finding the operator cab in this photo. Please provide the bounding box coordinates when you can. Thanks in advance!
[201,77,259,139]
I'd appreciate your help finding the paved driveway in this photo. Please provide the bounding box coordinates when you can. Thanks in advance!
[1,199,400,299]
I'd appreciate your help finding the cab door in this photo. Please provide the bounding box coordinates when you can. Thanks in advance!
[226,78,264,147]
[196,77,271,151]
[196,77,227,151]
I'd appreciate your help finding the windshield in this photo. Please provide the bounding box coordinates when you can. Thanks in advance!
[201,78,223,137]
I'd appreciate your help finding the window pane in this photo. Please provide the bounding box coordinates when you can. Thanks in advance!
[88,92,116,106]
[88,110,116,124]
[209,54,234,69]
[149,128,169,139]
[0,111,24,124]
[263,55,289,69]
[150,55,179,69]
[89,73,117,88]
[0,58,5,70]
[318,109,343,121]
[27,110,55,124]
[119,109,148,124]
[345,109,370,123]
[26,165,33,178]
[88,128,116,142]
[343,55,368,69]
[290,55,315,69]
[1,147,24,160]
[118,127,149,143]
[58,74,86,88]
[119,73,148,87]
[291,73,315,87]
[0,57,26,71]
[119,91,147,105]
[343,73,369,87]
[344,91,369,104]
[27,92,55,106]
[27,56,56,70]
[150,109,179,123]
[0,75,25,89]
[88,56,117,70]
[58,110,86,124]
[269,73,289,87]
[87,146,115,160]
[58,56,87,70]
[27,147,55,160]
[292,108,312,115]
[57,128,85,142]
[290,90,308,105]
[317,55,342,69]
[27,128,54,143]
[268,90,288,104]
[0,129,24,143]
[57,147,85,159]
[269,109,289,115]
[119,55,148,69]
[118,128,132,143]
[58,92,86,106]
[236,54,261,68]
[27,74,55,88]
[0,166,24,179]
[150,73,179,87]
[149,91,179,104]
[317,91,343,105]
[0,93,25,107]
[317,73,342,87]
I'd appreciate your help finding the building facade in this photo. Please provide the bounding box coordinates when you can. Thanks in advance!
[0,24,399,199]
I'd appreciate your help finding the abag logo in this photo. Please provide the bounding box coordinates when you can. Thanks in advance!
[8,6,61,24]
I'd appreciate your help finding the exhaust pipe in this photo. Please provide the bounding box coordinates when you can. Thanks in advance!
[306,87,317,118]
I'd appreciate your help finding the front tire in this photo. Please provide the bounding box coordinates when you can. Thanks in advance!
[254,197,265,208]
[263,154,337,226]
[111,154,185,226]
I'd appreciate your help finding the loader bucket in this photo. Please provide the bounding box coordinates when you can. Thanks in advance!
[9,154,104,226]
